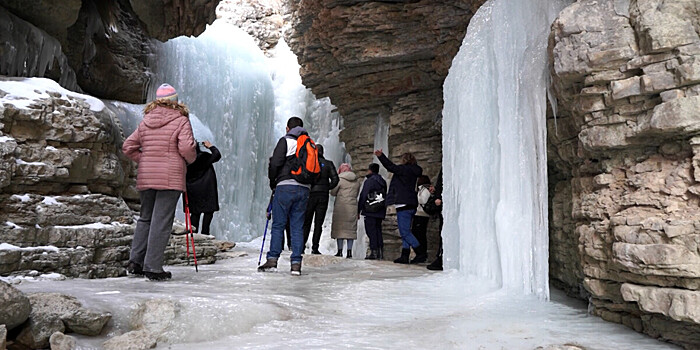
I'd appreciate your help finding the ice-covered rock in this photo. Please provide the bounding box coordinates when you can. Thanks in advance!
[0,280,31,330]
[131,299,179,337]
[102,330,157,350]
[49,331,76,350]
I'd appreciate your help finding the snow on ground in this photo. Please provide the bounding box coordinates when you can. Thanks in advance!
[0,135,14,142]
[12,245,680,350]
[15,159,46,166]
[0,77,105,111]
[41,196,62,206]
[11,194,31,202]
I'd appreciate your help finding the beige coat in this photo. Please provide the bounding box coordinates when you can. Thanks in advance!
[330,171,361,240]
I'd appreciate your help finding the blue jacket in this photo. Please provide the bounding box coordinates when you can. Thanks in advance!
[377,153,422,208]
[358,173,387,219]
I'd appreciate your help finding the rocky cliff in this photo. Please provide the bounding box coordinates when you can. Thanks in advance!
[0,0,219,103]
[285,0,485,258]
[549,0,700,347]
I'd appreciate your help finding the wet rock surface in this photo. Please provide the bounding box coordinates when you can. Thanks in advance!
[216,0,283,53]
[549,0,700,347]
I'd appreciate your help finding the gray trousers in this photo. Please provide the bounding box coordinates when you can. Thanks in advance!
[130,189,180,273]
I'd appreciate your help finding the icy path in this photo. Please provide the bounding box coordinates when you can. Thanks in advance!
[14,245,678,350]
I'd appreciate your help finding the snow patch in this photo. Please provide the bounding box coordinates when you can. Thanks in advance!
[53,222,126,230]
[45,146,58,151]
[0,77,105,112]
[95,291,121,295]
[5,221,21,229]
[15,159,46,166]
[0,243,60,252]
[41,196,62,206]
[12,194,31,202]
[0,135,14,143]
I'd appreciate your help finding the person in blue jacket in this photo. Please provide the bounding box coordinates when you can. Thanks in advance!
[374,149,422,264]
[358,163,387,260]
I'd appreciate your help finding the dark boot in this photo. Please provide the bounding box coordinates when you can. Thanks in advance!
[291,262,301,276]
[335,248,342,257]
[365,250,378,260]
[427,256,443,271]
[346,249,352,259]
[257,258,278,272]
[393,248,410,264]
[410,247,427,264]
[127,261,144,276]
[145,270,172,281]
[378,247,384,260]
[311,249,322,255]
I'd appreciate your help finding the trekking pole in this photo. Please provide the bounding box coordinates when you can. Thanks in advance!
[184,193,199,272]
[258,191,274,266]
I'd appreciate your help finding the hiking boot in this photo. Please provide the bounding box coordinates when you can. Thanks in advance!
[257,258,278,272]
[127,261,143,276]
[393,248,410,264]
[346,249,352,259]
[145,271,172,281]
[291,262,301,276]
[365,250,378,260]
[311,249,322,255]
[334,248,342,257]
[410,252,427,264]
[378,247,384,260]
[427,256,443,271]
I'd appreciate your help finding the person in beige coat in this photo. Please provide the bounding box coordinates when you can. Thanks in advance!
[330,163,361,258]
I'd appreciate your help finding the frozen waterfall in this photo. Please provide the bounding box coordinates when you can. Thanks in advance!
[442,0,571,299]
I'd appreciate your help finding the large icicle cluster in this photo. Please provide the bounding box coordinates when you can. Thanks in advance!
[442,0,571,298]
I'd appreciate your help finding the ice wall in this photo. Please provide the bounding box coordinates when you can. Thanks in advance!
[442,0,571,299]
[152,22,277,242]
[150,23,345,243]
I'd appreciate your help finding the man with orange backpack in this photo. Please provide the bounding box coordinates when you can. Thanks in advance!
[259,117,320,275]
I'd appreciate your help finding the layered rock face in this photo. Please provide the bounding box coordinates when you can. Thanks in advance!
[549,0,700,347]
[0,0,220,103]
[285,0,484,257]
[216,0,284,53]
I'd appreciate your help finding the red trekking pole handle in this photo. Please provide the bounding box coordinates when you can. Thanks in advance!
[184,193,199,272]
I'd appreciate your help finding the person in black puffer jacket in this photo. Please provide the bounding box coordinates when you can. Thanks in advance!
[358,163,387,260]
[303,144,339,254]
[183,140,221,235]
[374,149,422,264]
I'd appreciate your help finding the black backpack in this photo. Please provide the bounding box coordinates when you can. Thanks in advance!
[421,193,442,216]
[365,190,386,213]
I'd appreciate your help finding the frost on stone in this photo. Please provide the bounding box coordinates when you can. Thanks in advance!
[0,77,104,112]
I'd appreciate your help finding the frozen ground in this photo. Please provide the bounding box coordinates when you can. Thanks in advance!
[12,242,678,350]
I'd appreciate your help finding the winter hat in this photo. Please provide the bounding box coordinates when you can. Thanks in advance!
[338,163,352,174]
[156,83,178,102]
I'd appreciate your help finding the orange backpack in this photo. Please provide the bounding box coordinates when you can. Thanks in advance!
[290,134,321,184]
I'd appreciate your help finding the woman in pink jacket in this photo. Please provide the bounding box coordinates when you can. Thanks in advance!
[122,84,197,281]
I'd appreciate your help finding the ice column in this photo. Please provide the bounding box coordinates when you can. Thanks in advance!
[442,0,570,299]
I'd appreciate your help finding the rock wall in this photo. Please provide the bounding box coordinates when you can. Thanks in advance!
[548,0,700,347]
[216,0,284,53]
[285,0,484,258]
[0,0,220,103]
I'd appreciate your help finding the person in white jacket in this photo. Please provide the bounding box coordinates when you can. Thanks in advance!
[411,175,432,263]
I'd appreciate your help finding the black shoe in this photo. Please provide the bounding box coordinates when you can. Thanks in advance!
[144,271,172,281]
[410,254,427,264]
[127,262,144,276]
[365,250,378,260]
[427,257,443,271]
[393,248,410,264]
[334,249,342,257]
[378,247,384,260]
[312,249,322,255]
[291,263,301,276]
[346,250,352,259]
[258,258,278,272]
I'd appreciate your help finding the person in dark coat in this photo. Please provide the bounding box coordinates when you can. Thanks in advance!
[303,144,339,254]
[374,149,422,264]
[427,168,443,271]
[358,163,387,260]
[183,140,220,235]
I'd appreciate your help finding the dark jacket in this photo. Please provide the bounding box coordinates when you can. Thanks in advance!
[183,145,221,213]
[358,173,387,219]
[310,157,339,193]
[377,153,422,208]
[268,126,308,189]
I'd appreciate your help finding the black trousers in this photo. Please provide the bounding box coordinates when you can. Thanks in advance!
[364,216,384,250]
[303,193,329,251]
[191,212,214,235]
[411,215,429,256]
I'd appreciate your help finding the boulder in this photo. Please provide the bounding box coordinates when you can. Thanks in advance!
[0,280,31,330]
[303,254,345,267]
[130,299,179,337]
[49,331,76,350]
[16,293,110,348]
[103,330,157,350]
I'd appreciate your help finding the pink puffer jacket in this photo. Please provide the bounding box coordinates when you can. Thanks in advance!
[122,105,197,192]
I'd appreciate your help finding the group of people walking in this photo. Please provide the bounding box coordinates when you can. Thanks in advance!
[122,83,442,281]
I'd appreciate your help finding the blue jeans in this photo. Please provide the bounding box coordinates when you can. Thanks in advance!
[268,185,309,264]
[396,209,420,249]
